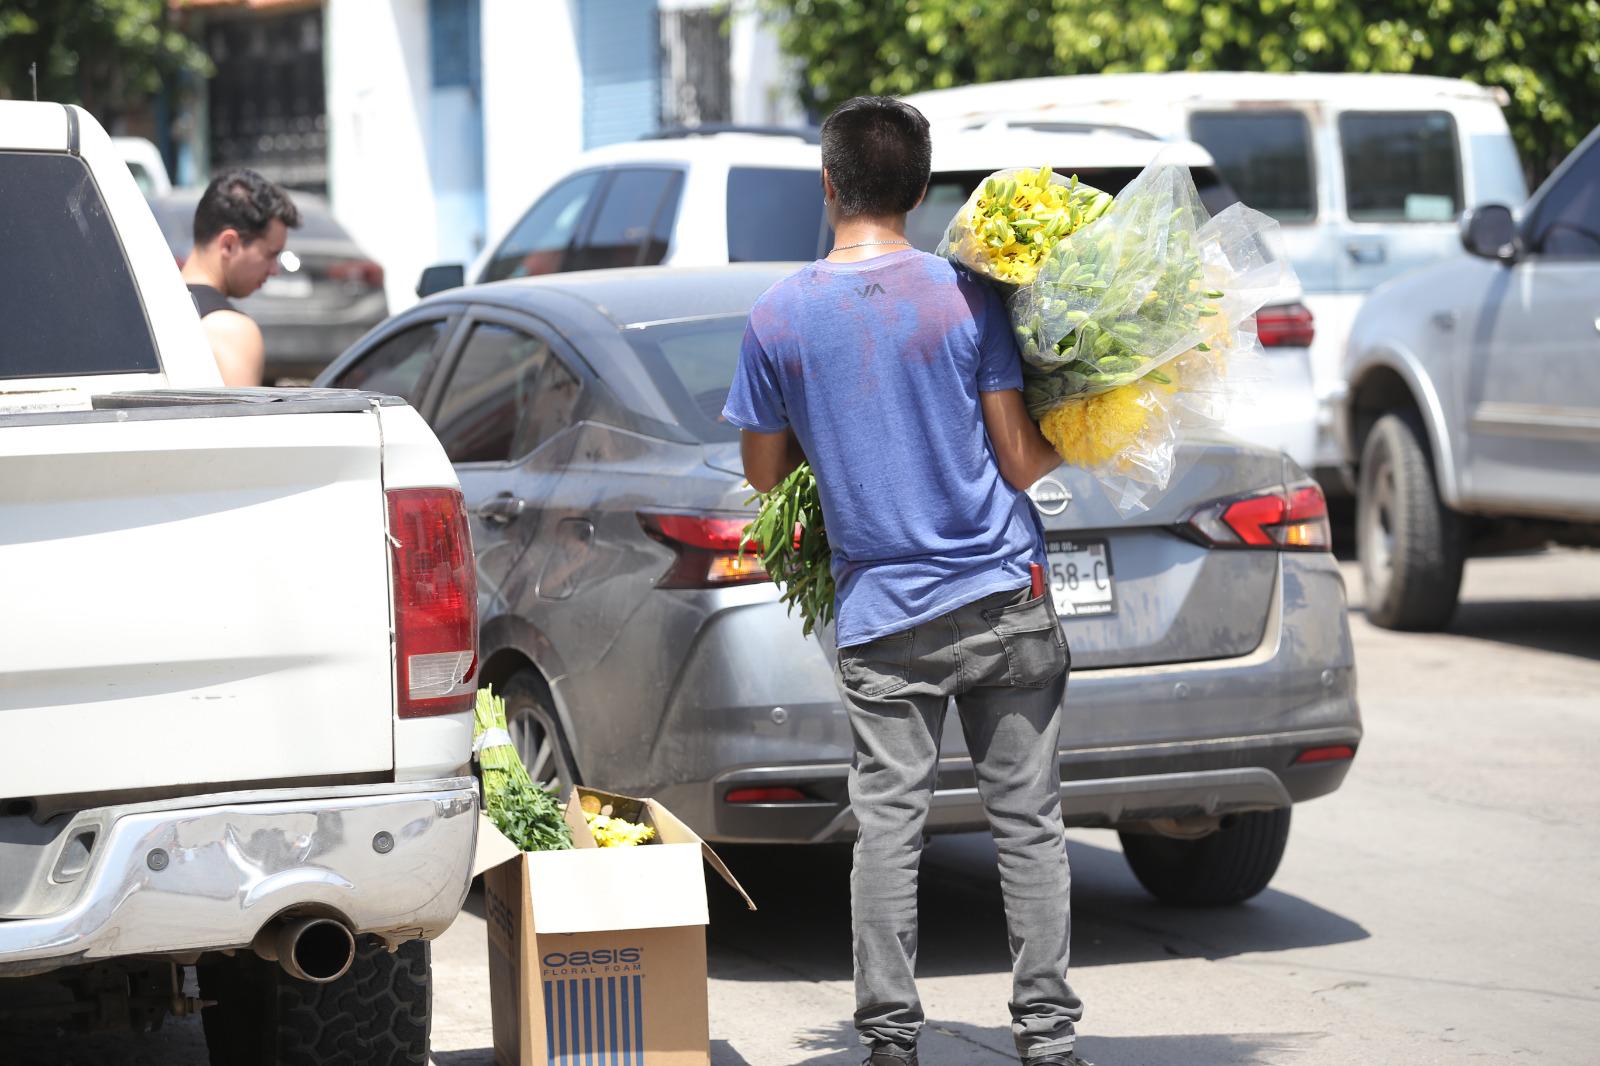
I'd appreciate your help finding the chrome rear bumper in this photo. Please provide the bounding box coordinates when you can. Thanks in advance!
[0,778,477,977]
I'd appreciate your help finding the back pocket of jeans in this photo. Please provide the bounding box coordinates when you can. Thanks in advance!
[982,593,1067,688]
[838,630,914,698]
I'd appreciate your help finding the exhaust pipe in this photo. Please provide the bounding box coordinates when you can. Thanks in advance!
[252,917,357,983]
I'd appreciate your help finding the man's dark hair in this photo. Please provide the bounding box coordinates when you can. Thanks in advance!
[193,168,302,246]
[820,96,932,219]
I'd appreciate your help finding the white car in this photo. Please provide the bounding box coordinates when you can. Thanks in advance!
[416,123,1316,471]
[907,72,1531,487]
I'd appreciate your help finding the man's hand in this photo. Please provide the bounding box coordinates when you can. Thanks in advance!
[202,310,267,387]
[740,428,807,494]
[980,389,1061,491]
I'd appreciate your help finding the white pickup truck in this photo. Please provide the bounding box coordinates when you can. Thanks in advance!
[0,102,479,1064]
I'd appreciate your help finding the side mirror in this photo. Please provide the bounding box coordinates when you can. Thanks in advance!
[1460,205,1518,263]
[416,263,465,297]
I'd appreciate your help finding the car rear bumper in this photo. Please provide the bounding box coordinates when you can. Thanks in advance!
[638,552,1360,844]
[0,778,477,977]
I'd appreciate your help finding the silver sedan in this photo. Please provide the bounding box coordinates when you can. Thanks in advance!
[318,264,1360,905]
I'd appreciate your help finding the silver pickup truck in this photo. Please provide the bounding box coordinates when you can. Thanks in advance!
[1340,124,1600,630]
[0,102,479,1063]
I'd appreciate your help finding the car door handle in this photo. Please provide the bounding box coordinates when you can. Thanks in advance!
[475,495,528,524]
[1346,241,1387,265]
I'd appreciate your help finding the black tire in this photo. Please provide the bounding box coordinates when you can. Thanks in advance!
[199,936,430,1066]
[1356,411,1465,631]
[501,669,580,795]
[1118,808,1291,906]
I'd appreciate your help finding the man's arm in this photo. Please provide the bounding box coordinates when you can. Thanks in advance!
[740,428,807,494]
[980,389,1061,491]
[202,310,266,387]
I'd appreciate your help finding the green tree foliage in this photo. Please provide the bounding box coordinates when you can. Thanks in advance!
[764,0,1599,179]
[0,0,210,122]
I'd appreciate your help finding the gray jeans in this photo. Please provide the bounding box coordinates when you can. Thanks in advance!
[836,585,1082,1061]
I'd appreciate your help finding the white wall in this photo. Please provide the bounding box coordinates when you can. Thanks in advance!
[729,4,807,127]
[326,0,435,311]
[480,0,585,244]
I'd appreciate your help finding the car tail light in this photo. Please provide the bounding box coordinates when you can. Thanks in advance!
[1185,480,1332,552]
[329,258,385,289]
[639,512,769,588]
[388,488,478,717]
[726,787,810,804]
[1255,302,1314,348]
[1293,744,1356,765]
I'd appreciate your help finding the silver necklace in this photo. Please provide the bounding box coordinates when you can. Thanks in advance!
[830,239,911,252]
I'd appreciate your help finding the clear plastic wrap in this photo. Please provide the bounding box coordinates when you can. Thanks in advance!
[943,158,1296,514]
[936,166,1112,287]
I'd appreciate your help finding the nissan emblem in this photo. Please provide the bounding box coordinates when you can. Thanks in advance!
[1029,477,1072,516]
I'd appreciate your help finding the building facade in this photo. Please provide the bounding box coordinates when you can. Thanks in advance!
[172,0,802,309]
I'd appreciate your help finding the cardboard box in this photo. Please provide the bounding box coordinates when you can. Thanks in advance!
[474,787,755,1066]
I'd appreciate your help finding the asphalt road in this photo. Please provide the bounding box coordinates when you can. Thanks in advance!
[20,549,1600,1066]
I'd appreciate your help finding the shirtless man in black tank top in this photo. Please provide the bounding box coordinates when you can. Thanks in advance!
[179,169,302,386]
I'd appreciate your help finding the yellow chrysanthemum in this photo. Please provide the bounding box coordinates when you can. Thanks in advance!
[1039,386,1153,469]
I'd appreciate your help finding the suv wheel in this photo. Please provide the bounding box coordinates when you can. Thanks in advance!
[1118,808,1291,906]
[502,669,580,796]
[1357,411,1465,631]
[199,936,430,1066]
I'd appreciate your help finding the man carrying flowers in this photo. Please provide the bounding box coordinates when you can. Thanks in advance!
[723,96,1091,1066]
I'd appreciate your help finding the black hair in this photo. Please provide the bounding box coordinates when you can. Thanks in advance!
[820,96,932,219]
[193,168,302,246]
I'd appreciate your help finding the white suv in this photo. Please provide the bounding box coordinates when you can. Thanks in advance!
[415,123,1315,470]
[416,128,828,295]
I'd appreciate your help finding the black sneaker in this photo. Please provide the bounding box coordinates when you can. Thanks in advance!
[1027,1052,1094,1066]
[865,1048,919,1066]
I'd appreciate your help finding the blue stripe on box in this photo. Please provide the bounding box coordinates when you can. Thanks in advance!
[632,975,643,1062]
[583,978,594,1066]
[608,977,619,1066]
[570,978,581,1063]
[619,976,631,1065]
[545,981,557,1066]
[556,981,568,1060]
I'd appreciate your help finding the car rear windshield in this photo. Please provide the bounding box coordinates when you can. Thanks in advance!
[727,167,826,262]
[623,314,747,442]
[1189,111,1317,222]
[907,166,1239,252]
[0,152,159,380]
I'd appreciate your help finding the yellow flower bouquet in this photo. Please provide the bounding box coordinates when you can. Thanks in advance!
[943,158,1294,512]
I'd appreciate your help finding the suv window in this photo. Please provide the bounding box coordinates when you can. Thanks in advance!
[567,168,683,272]
[1340,112,1461,223]
[332,319,450,405]
[482,172,603,282]
[727,167,826,261]
[1,152,159,379]
[1189,111,1317,222]
[1528,141,1600,259]
[432,321,581,463]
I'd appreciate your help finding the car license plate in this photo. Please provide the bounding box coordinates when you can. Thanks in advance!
[1045,539,1115,618]
[261,274,313,299]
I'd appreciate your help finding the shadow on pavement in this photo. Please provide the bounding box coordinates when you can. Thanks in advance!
[1444,595,1600,662]
[709,832,1367,983]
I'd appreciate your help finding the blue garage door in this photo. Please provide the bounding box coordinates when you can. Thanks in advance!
[580,0,660,149]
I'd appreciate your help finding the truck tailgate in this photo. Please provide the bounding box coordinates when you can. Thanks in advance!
[0,403,393,798]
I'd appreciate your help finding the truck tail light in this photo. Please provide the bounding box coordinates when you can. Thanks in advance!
[639,513,769,588]
[388,488,478,718]
[1185,480,1332,552]
[1255,302,1315,348]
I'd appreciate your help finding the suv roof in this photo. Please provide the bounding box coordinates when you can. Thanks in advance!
[908,72,1510,126]
[930,122,1215,171]
[569,130,822,170]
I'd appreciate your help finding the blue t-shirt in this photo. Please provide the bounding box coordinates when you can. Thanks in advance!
[723,249,1046,648]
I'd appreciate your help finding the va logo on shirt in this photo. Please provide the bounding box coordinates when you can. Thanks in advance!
[855,283,886,298]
